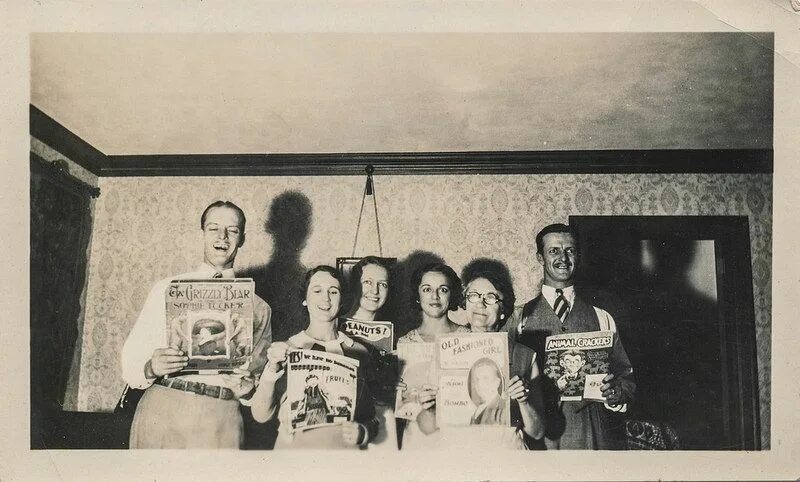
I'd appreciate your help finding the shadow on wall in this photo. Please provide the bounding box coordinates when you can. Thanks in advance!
[581,235,722,449]
[240,192,457,341]
[623,238,720,450]
[241,191,313,344]
[238,191,313,450]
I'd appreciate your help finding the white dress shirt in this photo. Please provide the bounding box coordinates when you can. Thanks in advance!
[121,263,259,391]
[540,284,577,312]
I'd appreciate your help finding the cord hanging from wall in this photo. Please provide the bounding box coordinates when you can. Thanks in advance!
[351,164,384,257]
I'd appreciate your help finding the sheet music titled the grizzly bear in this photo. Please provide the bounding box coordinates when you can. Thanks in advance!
[165,278,255,374]
[543,330,614,402]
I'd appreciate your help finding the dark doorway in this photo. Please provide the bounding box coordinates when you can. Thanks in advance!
[570,215,760,450]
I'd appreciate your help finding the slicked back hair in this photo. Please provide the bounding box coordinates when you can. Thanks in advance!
[201,200,246,232]
[535,223,579,255]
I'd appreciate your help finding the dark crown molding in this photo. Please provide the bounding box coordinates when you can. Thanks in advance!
[106,150,772,176]
[30,105,108,176]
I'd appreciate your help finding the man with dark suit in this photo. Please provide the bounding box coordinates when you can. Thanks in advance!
[508,223,635,449]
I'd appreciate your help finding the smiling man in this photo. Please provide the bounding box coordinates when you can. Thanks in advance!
[121,200,272,449]
[509,223,635,450]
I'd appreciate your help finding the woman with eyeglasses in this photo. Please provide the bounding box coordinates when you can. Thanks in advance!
[250,265,378,449]
[341,256,399,450]
[404,266,546,449]
[458,268,546,448]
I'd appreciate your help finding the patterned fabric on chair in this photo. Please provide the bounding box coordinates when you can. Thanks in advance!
[625,420,680,450]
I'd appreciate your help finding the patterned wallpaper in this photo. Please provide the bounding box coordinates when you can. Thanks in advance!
[76,172,772,447]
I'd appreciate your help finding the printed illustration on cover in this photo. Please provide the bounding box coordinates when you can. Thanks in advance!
[165,278,255,374]
[436,332,510,427]
[286,349,359,432]
[340,318,394,353]
[543,330,614,402]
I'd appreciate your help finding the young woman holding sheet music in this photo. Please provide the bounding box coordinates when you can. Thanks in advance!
[250,265,378,449]
[342,256,398,450]
[396,263,470,449]
[399,265,546,450]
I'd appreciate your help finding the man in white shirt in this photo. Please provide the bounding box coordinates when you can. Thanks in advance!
[509,223,635,449]
[121,200,272,448]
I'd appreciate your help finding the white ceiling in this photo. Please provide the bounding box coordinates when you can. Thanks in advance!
[30,33,772,155]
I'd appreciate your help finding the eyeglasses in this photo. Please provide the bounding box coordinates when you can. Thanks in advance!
[465,291,502,305]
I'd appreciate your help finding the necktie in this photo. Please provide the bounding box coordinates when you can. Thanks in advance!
[213,272,223,279]
[554,289,570,323]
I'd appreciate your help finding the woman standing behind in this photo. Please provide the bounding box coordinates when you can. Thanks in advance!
[398,263,468,343]
[344,256,392,322]
[397,263,468,448]
[250,265,378,449]
[341,256,398,449]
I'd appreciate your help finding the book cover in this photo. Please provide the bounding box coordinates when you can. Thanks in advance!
[339,318,394,353]
[543,330,614,402]
[165,278,255,375]
[394,341,437,421]
[286,349,360,432]
[436,332,510,427]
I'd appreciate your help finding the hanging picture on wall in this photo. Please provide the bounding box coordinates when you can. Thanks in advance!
[335,256,397,279]
[165,278,255,374]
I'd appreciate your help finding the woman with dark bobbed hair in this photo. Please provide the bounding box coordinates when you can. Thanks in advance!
[396,262,469,448]
[250,265,378,449]
[398,262,468,343]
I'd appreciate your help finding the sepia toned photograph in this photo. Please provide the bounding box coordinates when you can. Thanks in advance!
[29,29,771,452]
[10,2,798,478]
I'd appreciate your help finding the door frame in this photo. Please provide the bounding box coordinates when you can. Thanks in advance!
[569,215,761,450]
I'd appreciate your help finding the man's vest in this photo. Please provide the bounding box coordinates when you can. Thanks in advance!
[517,294,626,450]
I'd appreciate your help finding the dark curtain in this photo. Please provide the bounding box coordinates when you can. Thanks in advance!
[30,154,97,448]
